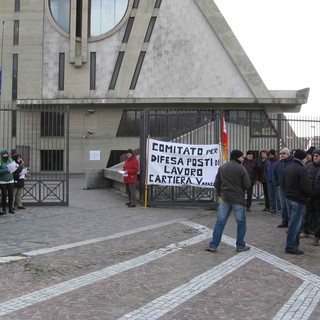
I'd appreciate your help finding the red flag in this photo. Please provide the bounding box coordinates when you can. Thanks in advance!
[221,115,228,162]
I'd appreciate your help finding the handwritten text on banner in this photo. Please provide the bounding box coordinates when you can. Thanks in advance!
[147,139,220,188]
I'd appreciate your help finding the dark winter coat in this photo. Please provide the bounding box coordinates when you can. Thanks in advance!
[305,161,320,199]
[257,158,267,183]
[264,156,279,184]
[315,170,320,193]
[13,164,25,188]
[242,158,258,184]
[273,155,293,190]
[214,159,251,206]
[123,154,139,184]
[284,159,312,204]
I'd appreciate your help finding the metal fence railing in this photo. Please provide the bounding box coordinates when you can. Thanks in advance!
[140,108,320,207]
[0,103,69,206]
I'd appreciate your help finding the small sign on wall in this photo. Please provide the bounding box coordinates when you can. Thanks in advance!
[90,150,100,161]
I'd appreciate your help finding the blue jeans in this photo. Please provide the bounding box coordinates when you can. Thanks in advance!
[267,182,281,212]
[286,199,305,251]
[278,187,288,224]
[209,199,247,249]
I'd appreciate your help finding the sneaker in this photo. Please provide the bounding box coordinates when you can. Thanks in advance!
[17,206,26,209]
[285,249,304,255]
[277,222,288,228]
[269,210,276,214]
[128,204,136,207]
[299,232,310,239]
[262,207,269,212]
[312,238,320,246]
[125,202,131,205]
[205,247,217,253]
[246,208,251,212]
[236,246,250,252]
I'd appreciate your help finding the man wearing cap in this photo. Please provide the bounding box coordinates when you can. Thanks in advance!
[305,146,316,165]
[273,147,293,228]
[284,149,312,254]
[206,149,251,253]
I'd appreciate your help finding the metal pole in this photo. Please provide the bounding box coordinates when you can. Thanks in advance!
[0,21,5,106]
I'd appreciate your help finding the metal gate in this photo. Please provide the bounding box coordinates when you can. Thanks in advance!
[0,103,69,206]
[140,108,320,207]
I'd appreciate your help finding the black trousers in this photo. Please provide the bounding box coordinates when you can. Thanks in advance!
[0,183,14,211]
[262,182,270,209]
[246,184,254,209]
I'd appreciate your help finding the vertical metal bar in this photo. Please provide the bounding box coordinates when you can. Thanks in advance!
[0,21,5,105]
[65,104,70,205]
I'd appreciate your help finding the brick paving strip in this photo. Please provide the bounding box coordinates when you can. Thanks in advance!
[0,219,186,263]
[115,221,320,320]
[0,221,319,319]
[0,232,211,317]
[118,251,253,320]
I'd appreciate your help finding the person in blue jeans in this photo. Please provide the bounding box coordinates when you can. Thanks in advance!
[206,150,251,253]
[265,149,281,214]
[284,149,312,255]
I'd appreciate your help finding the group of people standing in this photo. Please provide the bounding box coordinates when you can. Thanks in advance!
[207,146,320,255]
[0,148,26,216]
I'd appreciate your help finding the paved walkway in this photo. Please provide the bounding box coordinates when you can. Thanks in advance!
[0,177,319,319]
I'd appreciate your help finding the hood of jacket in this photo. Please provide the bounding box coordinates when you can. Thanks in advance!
[0,148,9,158]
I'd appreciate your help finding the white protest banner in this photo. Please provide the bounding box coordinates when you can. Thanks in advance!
[147,139,220,188]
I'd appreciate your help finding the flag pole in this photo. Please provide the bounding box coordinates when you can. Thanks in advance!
[144,135,150,207]
[0,21,5,104]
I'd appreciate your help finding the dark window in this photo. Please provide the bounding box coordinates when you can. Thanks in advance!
[249,111,277,137]
[154,0,162,8]
[109,51,124,90]
[129,51,145,90]
[76,0,83,37]
[122,17,134,43]
[41,112,65,137]
[107,150,128,167]
[90,52,96,90]
[144,17,156,42]
[12,54,18,101]
[226,110,277,137]
[116,110,141,137]
[132,0,140,8]
[41,150,64,171]
[15,0,20,12]
[12,110,17,137]
[58,53,65,91]
[13,20,19,45]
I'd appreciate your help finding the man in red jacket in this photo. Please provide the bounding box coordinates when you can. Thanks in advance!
[123,149,139,207]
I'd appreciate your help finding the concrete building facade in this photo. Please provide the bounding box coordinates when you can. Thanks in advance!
[0,0,309,174]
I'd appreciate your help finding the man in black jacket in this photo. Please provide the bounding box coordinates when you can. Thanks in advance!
[206,150,251,253]
[284,149,312,254]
